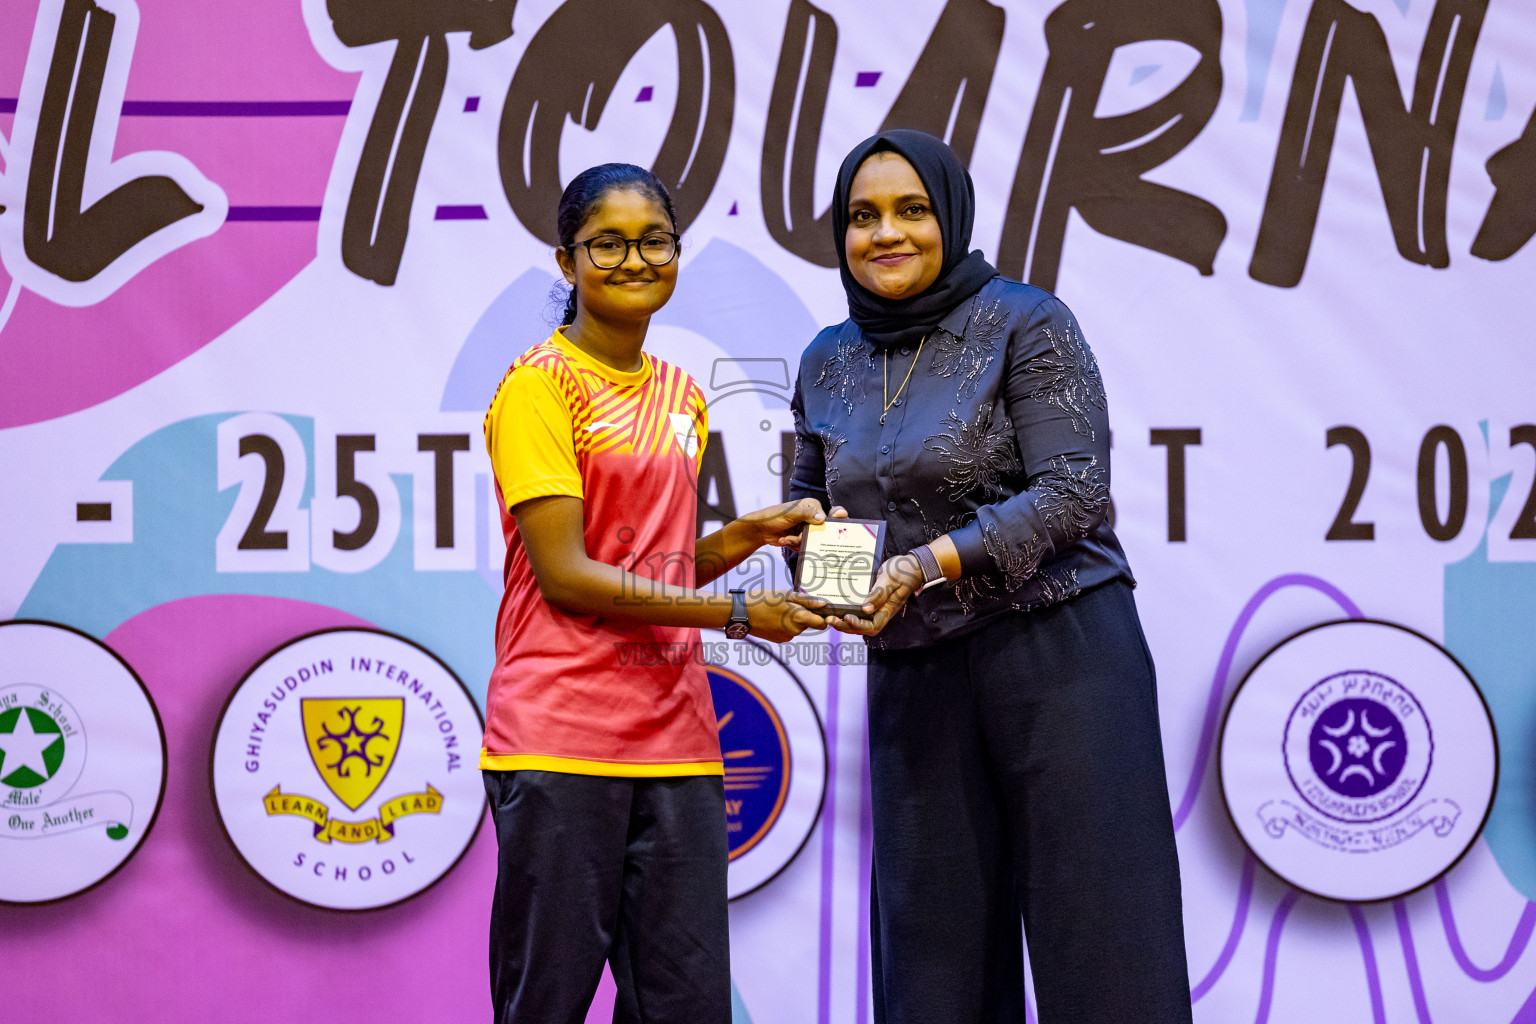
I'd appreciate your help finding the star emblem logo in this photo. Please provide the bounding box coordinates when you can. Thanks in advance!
[0,706,66,788]
[300,698,404,811]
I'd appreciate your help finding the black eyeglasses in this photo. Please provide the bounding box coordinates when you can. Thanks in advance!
[568,231,680,269]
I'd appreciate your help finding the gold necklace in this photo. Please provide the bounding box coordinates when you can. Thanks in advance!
[881,334,926,425]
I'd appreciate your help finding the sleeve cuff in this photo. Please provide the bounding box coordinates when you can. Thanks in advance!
[948,520,991,578]
[501,476,583,509]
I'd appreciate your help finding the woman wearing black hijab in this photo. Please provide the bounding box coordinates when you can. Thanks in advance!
[787,129,1193,1023]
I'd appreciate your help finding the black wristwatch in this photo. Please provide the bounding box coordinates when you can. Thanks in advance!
[725,589,750,640]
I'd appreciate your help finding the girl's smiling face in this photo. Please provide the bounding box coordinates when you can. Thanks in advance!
[557,188,678,323]
[844,152,943,301]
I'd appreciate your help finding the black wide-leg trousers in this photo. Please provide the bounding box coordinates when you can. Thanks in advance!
[867,580,1193,1024]
[482,770,731,1024]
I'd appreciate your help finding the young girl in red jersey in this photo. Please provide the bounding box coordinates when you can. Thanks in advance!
[481,163,829,1024]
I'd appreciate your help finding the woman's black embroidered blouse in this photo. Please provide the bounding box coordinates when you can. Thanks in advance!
[788,276,1135,649]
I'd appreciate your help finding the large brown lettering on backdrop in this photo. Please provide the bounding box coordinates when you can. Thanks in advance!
[1473,107,1536,261]
[5,0,1535,302]
[1250,0,1487,286]
[760,0,1005,267]
[328,0,515,285]
[996,0,1225,292]
[22,0,204,283]
[499,0,735,245]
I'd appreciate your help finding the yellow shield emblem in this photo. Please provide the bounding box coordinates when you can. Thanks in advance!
[301,698,404,811]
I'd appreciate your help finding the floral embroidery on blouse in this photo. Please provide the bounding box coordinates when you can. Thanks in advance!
[929,297,1004,401]
[1023,317,1106,439]
[952,575,994,617]
[1035,455,1109,542]
[923,408,1022,502]
[818,427,848,486]
[815,336,872,414]
[981,522,1045,592]
[1033,564,1082,607]
[908,499,983,614]
[908,498,973,541]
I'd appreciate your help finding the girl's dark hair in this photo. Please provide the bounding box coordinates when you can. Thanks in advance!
[553,163,678,326]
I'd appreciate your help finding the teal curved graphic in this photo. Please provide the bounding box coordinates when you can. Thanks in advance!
[1445,472,1536,899]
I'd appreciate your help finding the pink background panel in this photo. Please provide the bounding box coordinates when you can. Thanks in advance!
[0,595,501,1024]
[0,1,353,102]
[0,222,326,429]
[0,0,357,428]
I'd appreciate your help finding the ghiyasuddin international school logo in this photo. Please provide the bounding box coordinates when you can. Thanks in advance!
[0,620,167,904]
[1220,619,1497,901]
[263,698,442,845]
[704,635,826,899]
[211,628,484,910]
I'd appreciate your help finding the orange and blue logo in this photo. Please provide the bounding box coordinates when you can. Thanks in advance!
[705,638,826,900]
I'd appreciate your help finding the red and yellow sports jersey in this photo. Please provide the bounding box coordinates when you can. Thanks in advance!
[480,329,720,777]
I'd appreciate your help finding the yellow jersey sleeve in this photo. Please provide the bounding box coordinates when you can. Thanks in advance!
[488,365,583,509]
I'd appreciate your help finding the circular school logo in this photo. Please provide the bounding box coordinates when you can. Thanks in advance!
[705,635,826,900]
[1220,619,1497,902]
[1283,673,1431,823]
[0,620,166,904]
[211,628,485,910]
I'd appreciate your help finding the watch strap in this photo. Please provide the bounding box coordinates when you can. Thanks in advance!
[728,589,749,627]
[912,545,946,592]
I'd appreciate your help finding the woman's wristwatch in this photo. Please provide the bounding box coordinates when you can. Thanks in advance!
[911,545,947,592]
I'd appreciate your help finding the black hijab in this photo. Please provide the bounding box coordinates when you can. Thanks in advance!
[832,129,997,350]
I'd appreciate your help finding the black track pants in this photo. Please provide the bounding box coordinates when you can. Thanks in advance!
[483,770,731,1024]
[867,580,1193,1024]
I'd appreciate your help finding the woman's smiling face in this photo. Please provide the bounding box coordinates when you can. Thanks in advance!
[844,152,943,301]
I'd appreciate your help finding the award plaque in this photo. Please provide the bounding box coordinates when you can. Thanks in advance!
[793,519,887,614]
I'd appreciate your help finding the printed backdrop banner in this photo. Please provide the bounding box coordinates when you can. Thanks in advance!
[1,0,1534,1021]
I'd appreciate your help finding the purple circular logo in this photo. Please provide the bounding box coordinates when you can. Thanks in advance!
[1282,670,1433,824]
[1308,697,1407,798]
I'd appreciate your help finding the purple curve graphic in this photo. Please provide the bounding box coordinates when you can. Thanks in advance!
[1395,901,1437,1023]
[1173,574,1364,832]
[1188,574,1362,1013]
[1436,880,1536,982]
[1255,890,1301,1024]
[1192,853,1258,1002]
[817,634,842,1024]
[1511,984,1536,1023]
[1349,904,1390,1024]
